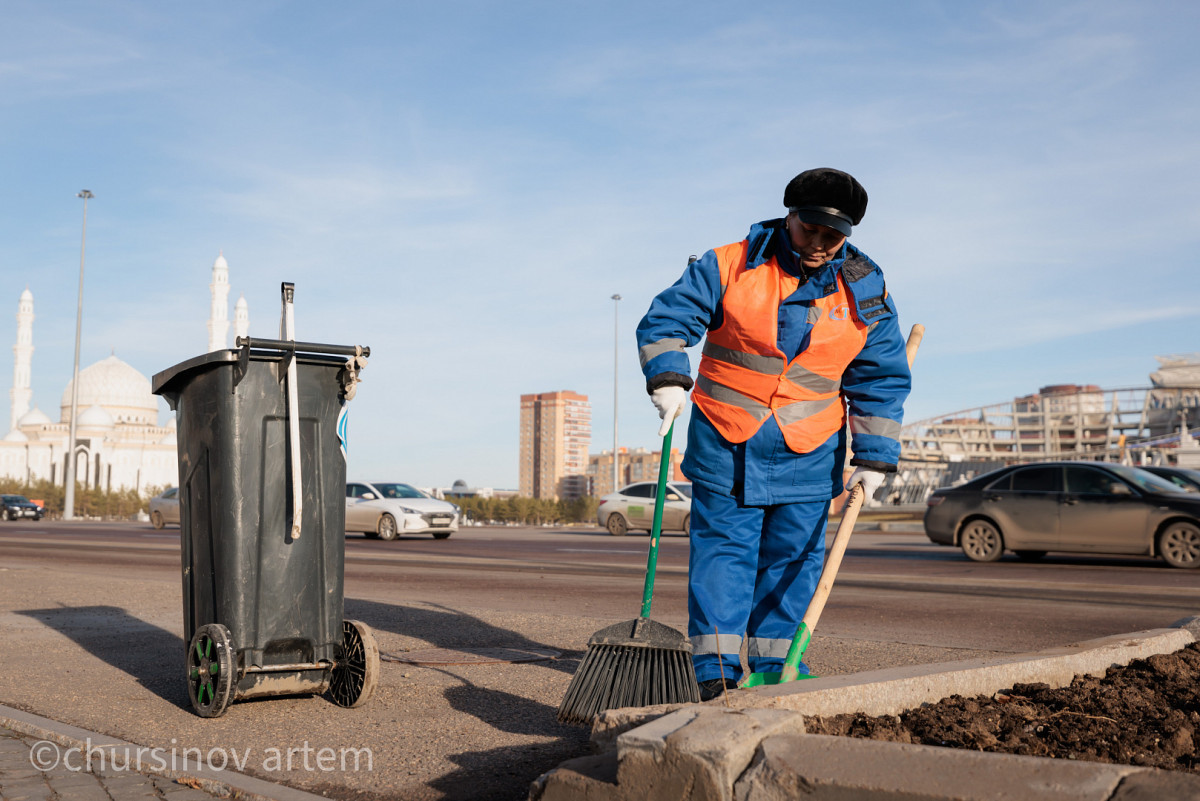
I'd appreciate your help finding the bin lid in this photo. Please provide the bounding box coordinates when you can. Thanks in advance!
[152,347,347,399]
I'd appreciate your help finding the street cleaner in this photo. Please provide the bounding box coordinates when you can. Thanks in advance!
[636,168,911,700]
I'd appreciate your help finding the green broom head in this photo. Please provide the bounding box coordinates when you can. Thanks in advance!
[557,617,700,726]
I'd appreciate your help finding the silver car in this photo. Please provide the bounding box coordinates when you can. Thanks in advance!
[597,481,692,536]
[149,487,180,529]
[924,461,1200,568]
[346,481,460,540]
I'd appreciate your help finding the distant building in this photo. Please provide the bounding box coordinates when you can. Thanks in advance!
[587,446,685,497]
[1,254,250,493]
[518,390,591,499]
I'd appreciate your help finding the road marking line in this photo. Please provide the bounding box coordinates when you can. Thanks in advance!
[558,548,644,554]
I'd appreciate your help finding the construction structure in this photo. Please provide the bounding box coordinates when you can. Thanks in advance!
[886,355,1200,504]
[518,390,592,500]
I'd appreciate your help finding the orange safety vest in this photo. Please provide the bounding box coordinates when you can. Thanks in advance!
[692,240,870,453]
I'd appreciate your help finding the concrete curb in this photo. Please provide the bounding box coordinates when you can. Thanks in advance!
[530,616,1200,801]
[0,703,327,801]
[731,625,1198,718]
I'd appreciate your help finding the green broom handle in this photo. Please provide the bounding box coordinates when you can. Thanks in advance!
[640,418,675,618]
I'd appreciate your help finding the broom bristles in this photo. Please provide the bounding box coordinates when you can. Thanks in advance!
[557,641,701,725]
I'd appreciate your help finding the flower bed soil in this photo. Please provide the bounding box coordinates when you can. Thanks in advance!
[806,642,1200,773]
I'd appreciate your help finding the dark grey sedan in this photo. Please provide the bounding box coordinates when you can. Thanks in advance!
[924,461,1200,568]
[1142,465,1200,493]
[1,494,43,521]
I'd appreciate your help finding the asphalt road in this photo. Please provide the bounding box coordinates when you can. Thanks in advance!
[1,519,1198,800]
[6,519,1195,651]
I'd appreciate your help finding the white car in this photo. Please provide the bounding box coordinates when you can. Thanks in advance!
[149,487,180,529]
[345,481,459,540]
[597,481,692,536]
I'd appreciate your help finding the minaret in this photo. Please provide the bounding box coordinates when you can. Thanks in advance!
[234,294,249,341]
[10,288,33,430]
[207,252,230,352]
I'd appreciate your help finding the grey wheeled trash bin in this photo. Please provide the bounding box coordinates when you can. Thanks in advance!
[152,289,377,718]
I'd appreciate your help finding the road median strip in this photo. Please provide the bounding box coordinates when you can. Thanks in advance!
[532,617,1200,800]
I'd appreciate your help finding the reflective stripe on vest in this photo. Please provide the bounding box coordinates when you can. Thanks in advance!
[692,241,869,453]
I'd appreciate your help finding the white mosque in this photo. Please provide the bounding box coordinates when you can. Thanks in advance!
[0,254,248,494]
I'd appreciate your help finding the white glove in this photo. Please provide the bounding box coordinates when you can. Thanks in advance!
[650,385,688,437]
[845,467,885,500]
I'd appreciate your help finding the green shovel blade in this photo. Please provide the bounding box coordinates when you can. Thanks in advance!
[740,621,818,688]
[740,669,818,688]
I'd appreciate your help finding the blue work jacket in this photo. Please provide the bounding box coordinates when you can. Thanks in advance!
[636,219,911,505]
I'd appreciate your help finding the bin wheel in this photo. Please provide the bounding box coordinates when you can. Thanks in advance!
[377,514,398,541]
[326,620,379,708]
[187,623,235,718]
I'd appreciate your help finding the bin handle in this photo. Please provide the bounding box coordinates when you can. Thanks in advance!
[233,337,371,359]
[281,283,304,541]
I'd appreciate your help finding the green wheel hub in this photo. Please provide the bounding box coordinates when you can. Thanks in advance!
[186,623,235,717]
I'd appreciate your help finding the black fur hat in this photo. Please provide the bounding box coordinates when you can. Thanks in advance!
[783,168,868,236]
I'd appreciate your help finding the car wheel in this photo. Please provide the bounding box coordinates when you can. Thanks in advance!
[960,519,1004,562]
[432,531,451,540]
[1014,550,1046,561]
[680,514,690,535]
[151,511,165,530]
[5,510,14,522]
[1158,522,1200,569]
[606,514,629,536]
[377,514,398,541]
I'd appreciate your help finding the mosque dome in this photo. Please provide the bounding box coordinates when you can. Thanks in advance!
[77,404,115,429]
[3,428,28,442]
[17,407,52,427]
[60,355,157,425]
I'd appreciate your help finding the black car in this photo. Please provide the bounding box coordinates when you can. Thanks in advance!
[1,494,44,521]
[924,461,1200,568]
[1142,465,1200,493]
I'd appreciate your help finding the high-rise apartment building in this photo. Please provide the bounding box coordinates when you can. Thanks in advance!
[519,391,592,499]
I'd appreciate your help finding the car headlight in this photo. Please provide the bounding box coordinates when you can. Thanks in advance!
[398,506,418,514]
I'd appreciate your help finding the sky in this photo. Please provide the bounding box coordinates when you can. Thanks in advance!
[1,0,1197,490]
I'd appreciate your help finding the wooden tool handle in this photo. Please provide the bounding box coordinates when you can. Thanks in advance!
[798,323,925,638]
[905,323,924,367]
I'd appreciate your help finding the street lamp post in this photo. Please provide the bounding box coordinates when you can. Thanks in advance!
[63,190,92,521]
[611,293,621,495]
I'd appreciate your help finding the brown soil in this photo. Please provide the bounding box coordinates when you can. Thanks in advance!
[807,642,1200,773]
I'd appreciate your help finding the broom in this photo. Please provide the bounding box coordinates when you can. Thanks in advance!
[557,417,700,725]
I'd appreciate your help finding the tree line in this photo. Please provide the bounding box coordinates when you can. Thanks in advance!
[0,478,166,520]
[0,478,603,528]
[450,494,600,526]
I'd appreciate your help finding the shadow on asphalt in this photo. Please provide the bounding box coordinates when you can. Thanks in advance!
[344,598,582,676]
[343,598,592,799]
[432,671,591,800]
[15,605,187,706]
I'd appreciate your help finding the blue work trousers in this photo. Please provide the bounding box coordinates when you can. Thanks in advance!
[687,482,828,682]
